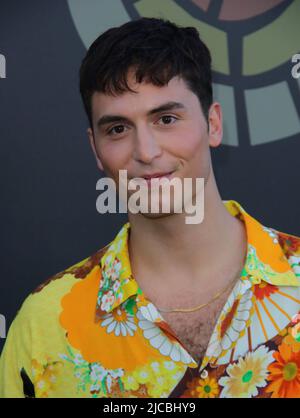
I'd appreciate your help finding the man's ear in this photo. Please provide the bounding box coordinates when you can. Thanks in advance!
[87,127,104,171]
[208,102,223,148]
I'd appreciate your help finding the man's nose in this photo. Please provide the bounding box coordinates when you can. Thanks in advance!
[132,125,163,164]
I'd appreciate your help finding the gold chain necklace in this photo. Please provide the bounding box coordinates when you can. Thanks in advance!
[156,273,240,314]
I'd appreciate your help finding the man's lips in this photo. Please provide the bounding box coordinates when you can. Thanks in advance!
[144,171,174,187]
[125,171,177,190]
[141,171,174,180]
[127,171,177,185]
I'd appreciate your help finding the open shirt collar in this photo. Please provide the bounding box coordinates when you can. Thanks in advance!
[95,200,300,319]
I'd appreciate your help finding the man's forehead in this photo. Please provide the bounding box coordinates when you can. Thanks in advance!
[91,76,190,116]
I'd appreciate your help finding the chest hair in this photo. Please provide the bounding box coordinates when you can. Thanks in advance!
[159,294,229,364]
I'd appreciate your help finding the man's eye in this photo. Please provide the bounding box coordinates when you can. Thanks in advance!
[107,125,127,136]
[158,115,178,125]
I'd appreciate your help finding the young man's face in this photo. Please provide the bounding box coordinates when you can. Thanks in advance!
[88,72,222,218]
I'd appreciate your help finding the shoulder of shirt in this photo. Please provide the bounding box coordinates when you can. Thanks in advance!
[272,227,300,260]
[13,243,111,324]
[33,242,111,294]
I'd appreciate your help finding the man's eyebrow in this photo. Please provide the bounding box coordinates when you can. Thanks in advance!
[96,101,186,130]
[147,101,186,115]
[96,115,130,130]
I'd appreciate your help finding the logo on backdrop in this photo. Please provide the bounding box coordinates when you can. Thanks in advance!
[67,0,300,148]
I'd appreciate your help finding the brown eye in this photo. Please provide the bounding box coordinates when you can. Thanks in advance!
[159,115,177,125]
[108,125,127,136]
[162,116,172,124]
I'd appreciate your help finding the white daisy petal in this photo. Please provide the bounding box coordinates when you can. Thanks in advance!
[126,322,137,331]
[115,323,121,336]
[169,345,181,362]
[221,334,232,350]
[238,299,252,311]
[159,340,172,356]
[120,322,127,336]
[101,316,115,327]
[236,309,250,322]
[206,339,221,357]
[126,327,134,337]
[226,327,240,342]
[106,321,116,334]
[140,304,160,322]
[231,318,246,332]
[181,347,194,364]
[143,327,161,340]
[138,320,154,330]
[150,334,165,349]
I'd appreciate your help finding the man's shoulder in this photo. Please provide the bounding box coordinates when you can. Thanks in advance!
[15,243,110,324]
[32,243,110,295]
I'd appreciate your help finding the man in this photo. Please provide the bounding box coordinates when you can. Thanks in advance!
[1,17,300,399]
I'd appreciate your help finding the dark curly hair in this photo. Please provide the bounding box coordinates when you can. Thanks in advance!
[79,17,213,129]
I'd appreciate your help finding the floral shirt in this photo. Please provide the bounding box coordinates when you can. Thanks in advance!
[1,200,300,398]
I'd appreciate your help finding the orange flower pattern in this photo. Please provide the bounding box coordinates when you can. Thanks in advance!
[266,343,300,398]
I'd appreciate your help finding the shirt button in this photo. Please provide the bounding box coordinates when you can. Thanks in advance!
[200,369,208,379]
